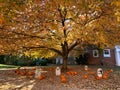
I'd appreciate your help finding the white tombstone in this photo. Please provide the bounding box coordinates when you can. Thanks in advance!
[84,65,88,71]
[97,68,103,78]
[35,68,47,78]
[35,68,42,78]
[55,67,61,76]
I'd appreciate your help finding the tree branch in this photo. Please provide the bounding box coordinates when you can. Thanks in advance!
[23,46,63,56]
[68,39,80,52]
[10,31,46,39]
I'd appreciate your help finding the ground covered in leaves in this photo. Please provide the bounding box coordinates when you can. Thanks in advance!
[0,65,120,90]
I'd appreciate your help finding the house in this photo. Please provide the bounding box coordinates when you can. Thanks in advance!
[88,45,120,66]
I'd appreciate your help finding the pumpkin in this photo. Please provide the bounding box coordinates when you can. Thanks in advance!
[21,72,26,76]
[60,75,67,83]
[67,72,71,75]
[39,75,45,80]
[109,69,113,73]
[105,71,109,74]
[28,71,35,76]
[102,75,107,79]
[96,76,101,80]
[74,72,77,75]
[83,75,88,79]
[61,78,67,83]
[15,67,20,74]
[61,75,65,78]
[16,71,21,75]
[71,72,75,75]
[67,71,77,75]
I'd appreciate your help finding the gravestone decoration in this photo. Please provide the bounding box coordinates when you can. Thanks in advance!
[97,68,103,78]
[55,67,61,76]
[35,68,47,78]
[84,65,88,71]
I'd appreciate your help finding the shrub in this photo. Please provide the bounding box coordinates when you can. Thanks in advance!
[30,58,49,66]
[75,53,89,65]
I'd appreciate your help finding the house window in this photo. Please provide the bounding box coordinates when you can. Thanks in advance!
[93,50,99,57]
[103,49,111,57]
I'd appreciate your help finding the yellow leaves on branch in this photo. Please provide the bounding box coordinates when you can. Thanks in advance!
[0,15,5,25]
[112,1,120,7]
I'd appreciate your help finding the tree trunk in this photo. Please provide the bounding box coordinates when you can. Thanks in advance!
[62,56,68,72]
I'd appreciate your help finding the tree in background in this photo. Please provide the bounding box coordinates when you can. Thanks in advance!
[0,0,120,71]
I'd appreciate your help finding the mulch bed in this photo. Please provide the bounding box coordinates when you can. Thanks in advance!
[0,65,120,90]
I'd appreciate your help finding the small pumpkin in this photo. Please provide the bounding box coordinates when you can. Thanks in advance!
[109,69,113,73]
[61,78,67,83]
[61,75,65,78]
[28,71,35,76]
[74,72,77,75]
[102,75,107,79]
[39,75,45,80]
[16,71,21,75]
[71,72,75,75]
[21,72,26,76]
[83,75,88,79]
[96,76,101,80]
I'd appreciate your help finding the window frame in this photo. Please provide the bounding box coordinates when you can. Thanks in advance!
[103,49,111,57]
[93,50,99,57]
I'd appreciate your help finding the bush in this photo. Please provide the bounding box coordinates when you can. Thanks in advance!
[75,53,89,65]
[0,55,5,64]
[30,58,49,66]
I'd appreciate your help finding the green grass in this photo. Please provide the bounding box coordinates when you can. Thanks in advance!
[0,64,19,69]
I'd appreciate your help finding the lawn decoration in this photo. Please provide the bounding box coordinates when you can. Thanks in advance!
[84,65,88,71]
[67,71,78,75]
[15,67,21,75]
[83,75,88,79]
[35,68,47,78]
[102,74,108,79]
[55,67,61,76]
[38,75,45,80]
[109,69,113,73]
[28,71,35,76]
[61,75,67,83]
[97,68,103,78]
[96,76,101,80]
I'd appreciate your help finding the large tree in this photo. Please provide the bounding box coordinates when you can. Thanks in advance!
[0,0,120,71]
